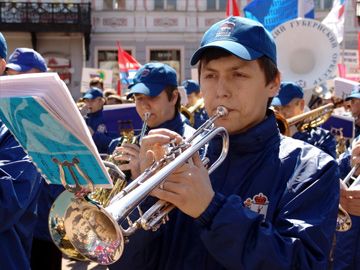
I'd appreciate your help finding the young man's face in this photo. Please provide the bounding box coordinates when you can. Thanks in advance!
[350,98,360,126]
[134,90,178,128]
[274,98,305,119]
[200,55,279,135]
[84,97,104,113]
[6,68,42,75]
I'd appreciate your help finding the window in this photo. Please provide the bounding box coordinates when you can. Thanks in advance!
[149,49,181,82]
[103,0,126,10]
[315,0,333,10]
[207,0,226,11]
[154,0,177,11]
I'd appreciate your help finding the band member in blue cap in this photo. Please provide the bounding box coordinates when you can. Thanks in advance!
[5,47,48,74]
[333,86,360,269]
[108,62,194,180]
[3,46,64,270]
[82,87,117,154]
[110,17,339,270]
[272,81,336,158]
[345,88,360,138]
[0,34,44,270]
[182,79,209,128]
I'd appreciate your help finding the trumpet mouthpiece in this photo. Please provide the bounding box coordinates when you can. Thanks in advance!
[216,106,228,117]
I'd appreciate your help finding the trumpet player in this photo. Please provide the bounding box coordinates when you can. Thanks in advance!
[272,82,337,158]
[110,17,339,270]
[182,79,209,128]
[109,62,195,180]
[333,137,360,269]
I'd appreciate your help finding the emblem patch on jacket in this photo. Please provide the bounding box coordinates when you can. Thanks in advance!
[244,193,269,218]
[97,124,107,133]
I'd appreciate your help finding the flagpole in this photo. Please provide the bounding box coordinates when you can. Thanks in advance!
[298,0,304,18]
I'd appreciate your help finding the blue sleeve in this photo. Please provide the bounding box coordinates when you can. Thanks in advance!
[0,126,43,232]
[197,159,339,270]
[92,131,116,154]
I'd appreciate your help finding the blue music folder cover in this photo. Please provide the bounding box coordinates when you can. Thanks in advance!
[0,96,112,188]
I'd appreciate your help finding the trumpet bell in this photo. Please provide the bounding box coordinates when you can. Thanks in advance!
[48,190,88,261]
[63,198,124,265]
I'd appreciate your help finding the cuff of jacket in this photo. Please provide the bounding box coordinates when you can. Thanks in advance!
[196,192,225,229]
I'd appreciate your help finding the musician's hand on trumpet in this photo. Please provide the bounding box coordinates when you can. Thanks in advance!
[140,128,215,218]
[113,143,141,179]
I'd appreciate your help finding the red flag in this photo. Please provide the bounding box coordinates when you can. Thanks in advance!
[117,42,141,95]
[226,0,240,17]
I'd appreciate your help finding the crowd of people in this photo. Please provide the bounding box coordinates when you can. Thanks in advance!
[1,15,360,270]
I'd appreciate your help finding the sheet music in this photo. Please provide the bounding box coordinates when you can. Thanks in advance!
[0,73,112,188]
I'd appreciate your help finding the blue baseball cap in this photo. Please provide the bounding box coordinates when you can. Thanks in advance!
[0,32,7,59]
[190,16,277,66]
[182,80,200,95]
[83,87,104,100]
[271,82,304,106]
[345,85,360,100]
[127,62,178,97]
[6,48,47,72]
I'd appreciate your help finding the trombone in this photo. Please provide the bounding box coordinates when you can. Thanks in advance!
[61,106,229,265]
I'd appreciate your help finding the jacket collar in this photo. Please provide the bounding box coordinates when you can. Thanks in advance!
[210,110,280,154]
[148,112,185,135]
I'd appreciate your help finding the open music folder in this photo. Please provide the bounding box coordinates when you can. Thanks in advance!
[0,73,112,188]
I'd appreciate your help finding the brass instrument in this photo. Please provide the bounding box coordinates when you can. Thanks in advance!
[275,103,334,136]
[181,98,205,126]
[49,113,150,260]
[62,106,229,265]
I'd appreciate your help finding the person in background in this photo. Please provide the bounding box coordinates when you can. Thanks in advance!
[109,16,339,270]
[106,94,123,105]
[344,88,360,138]
[83,87,117,154]
[89,76,104,91]
[182,79,209,129]
[5,47,47,74]
[272,81,337,158]
[334,138,360,269]
[108,62,195,181]
[0,35,44,270]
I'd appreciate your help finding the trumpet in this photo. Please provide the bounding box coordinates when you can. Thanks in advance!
[275,103,334,136]
[62,106,229,265]
[181,98,205,126]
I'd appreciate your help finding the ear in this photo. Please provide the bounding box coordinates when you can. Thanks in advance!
[299,99,305,111]
[268,73,281,98]
[171,89,179,105]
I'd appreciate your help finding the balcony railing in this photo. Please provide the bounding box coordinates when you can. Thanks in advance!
[0,2,91,32]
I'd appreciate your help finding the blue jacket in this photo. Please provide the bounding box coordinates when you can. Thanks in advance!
[0,122,43,270]
[293,127,337,158]
[85,110,117,154]
[108,112,194,154]
[334,135,360,270]
[109,111,339,270]
[33,182,64,241]
[193,107,209,129]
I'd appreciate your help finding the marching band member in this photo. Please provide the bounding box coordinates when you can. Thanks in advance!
[4,47,64,270]
[272,81,337,158]
[110,17,339,270]
[334,136,360,269]
[82,87,118,154]
[182,79,209,128]
[0,34,44,270]
[108,62,195,181]
[345,89,360,138]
